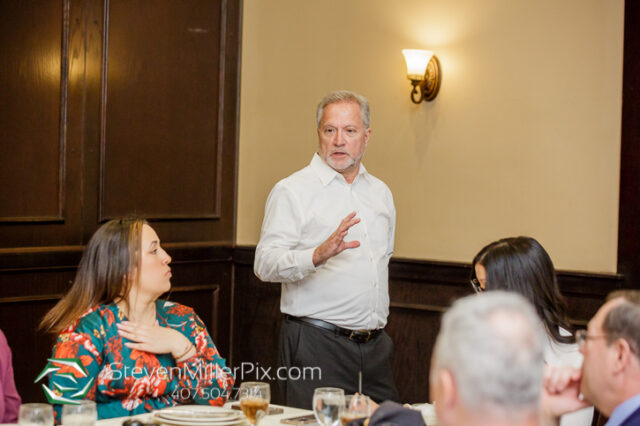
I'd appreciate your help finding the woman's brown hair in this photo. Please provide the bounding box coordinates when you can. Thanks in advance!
[40,218,146,334]
[471,236,574,345]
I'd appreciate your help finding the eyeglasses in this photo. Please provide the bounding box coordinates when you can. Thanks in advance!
[575,329,608,348]
[470,278,484,293]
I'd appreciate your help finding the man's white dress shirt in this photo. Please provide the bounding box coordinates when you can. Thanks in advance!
[254,153,396,330]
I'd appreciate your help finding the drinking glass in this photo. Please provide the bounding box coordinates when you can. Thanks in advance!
[312,387,345,426]
[340,394,370,425]
[62,400,97,426]
[239,382,270,425]
[18,403,54,426]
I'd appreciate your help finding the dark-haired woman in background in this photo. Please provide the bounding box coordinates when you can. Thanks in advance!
[471,236,593,426]
[40,219,234,420]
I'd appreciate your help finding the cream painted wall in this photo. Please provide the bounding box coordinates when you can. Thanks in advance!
[237,0,624,273]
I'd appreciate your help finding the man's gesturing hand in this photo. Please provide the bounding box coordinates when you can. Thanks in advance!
[312,212,361,267]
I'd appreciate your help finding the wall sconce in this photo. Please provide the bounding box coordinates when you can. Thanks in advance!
[402,49,441,103]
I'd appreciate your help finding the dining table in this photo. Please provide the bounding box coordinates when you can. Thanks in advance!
[94,402,317,426]
[1,402,317,426]
[3,401,440,425]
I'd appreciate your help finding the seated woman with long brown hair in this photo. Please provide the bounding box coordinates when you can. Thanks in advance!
[40,219,234,420]
[471,236,592,426]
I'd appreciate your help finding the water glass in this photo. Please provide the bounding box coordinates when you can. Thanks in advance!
[18,403,54,426]
[313,387,345,426]
[62,400,97,426]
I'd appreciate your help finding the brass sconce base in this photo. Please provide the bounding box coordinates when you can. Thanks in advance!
[410,55,441,103]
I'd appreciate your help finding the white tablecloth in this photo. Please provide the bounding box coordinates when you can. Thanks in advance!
[95,403,316,426]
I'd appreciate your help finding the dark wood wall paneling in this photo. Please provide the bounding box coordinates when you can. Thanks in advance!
[618,0,640,288]
[101,1,222,222]
[231,247,624,405]
[0,1,67,225]
[0,0,241,403]
[230,248,284,402]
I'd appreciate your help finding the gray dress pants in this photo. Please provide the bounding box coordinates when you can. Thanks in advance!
[278,316,400,409]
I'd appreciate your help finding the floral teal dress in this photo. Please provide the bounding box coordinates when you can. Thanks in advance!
[47,300,234,420]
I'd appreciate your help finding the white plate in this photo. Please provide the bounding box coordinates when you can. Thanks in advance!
[153,415,248,426]
[153,406,244,424]
[156,411,241,423]
[152,415,248,426]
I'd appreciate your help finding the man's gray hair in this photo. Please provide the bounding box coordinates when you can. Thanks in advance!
[316,90,370,129]
[603,290,640,359]
[432,291,545,418]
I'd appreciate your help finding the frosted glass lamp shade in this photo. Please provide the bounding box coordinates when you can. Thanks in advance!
[402,49,434,80]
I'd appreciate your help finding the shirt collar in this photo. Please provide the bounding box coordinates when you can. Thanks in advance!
[606,393,640,426]
[310,152,368,186]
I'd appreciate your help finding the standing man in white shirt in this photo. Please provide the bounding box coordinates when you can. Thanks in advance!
[254,90,398,409]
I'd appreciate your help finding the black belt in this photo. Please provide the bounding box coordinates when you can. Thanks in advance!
[285,315,383,343]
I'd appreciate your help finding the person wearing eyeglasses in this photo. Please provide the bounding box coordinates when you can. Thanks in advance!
[542,290,640,426]
[470,236,593,426]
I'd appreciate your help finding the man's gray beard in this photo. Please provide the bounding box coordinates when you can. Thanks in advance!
[326,155,355,172]
[326,152,363,172]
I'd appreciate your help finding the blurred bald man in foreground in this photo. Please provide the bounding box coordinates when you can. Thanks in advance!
[348,292,545,426]
[429,291,546,426]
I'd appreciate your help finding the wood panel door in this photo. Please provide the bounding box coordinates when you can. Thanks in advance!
[0,0,241,403]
